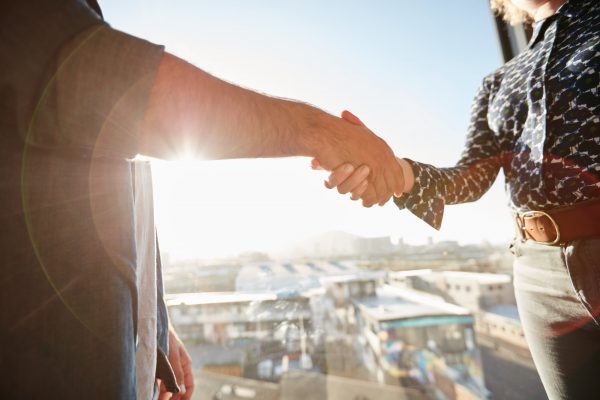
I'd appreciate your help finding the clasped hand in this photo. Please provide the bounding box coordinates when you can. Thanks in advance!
[312,110,405,207]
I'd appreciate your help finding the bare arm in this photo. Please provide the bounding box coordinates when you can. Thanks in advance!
[141,53,320,160]
[141,53,404,203]
[36,24,401,203]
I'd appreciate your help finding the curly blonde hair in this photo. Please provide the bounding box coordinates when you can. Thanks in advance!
[490,0,532,25]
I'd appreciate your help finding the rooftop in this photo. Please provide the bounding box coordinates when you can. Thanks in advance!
[236,260,383,292]
[166,291,310,306]
[354,285,471,322]
[389,269,511,285]
[388,269,434,278]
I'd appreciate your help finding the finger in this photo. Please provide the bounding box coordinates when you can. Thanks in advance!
[337,165,370,194]
[371,167,387,207]
[324,163,354,189]
[341,110,366,127]
[362,198,376,208]
[378,191,393,206]
[350,180,368,200]
[157,380,172,400]
[170,347,185,397]
[158,385,172,400]
[361,185,378,208]
[378,165,396,206]
[180,347,194,400]
[311,158,324,170]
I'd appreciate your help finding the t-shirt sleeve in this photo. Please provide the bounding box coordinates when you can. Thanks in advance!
[27,24,164,159]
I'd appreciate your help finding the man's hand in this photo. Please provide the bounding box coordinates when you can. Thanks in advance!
[312,110,405,207]
[159,327,194,400]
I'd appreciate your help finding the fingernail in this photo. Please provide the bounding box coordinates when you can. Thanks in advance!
[359,166,370,177]
[324,180,332,189]
[342,164,354,174]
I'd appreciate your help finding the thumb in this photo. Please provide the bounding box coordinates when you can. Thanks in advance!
[158,388,173,400]
[311,158,324,170]
[341,110,366,127]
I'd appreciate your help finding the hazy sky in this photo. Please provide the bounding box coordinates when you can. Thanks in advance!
[100,1,515,260]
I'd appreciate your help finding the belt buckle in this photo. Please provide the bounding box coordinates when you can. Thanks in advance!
[517,210,561,245]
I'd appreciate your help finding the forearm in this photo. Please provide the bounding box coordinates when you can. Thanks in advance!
[141,53,325,160]
[394,159,500,229]
[429,162,499,204]
[141,53,404,200]
[394,75,502,228]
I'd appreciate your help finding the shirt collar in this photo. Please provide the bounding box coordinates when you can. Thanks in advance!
[528,0,591,48]
[556,0,592,18]
[528,17,555,48]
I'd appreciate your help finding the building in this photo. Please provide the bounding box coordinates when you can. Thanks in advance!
[168,290,321,382]
[235,261,384,334]
[164,264,242,293]
[235,260,383,294]
[388,269,531,356]
[389,270,515,312]
[438,271,515,311]
[352,285,490,400]
[167,291,313,345]
[477,304,527,350]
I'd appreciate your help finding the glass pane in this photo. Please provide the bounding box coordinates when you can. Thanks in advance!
[99,1,546,399]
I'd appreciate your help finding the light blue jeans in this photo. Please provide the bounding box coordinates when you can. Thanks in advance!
[512,236,600,400]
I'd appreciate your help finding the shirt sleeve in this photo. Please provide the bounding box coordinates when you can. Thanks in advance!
[393,75,502,230]
[27,24,164,159]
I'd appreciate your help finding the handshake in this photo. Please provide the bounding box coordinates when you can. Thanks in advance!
[140,53,413,205]
[309,110,414,207]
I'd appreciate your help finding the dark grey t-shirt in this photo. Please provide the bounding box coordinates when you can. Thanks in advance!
[0,1,165,398]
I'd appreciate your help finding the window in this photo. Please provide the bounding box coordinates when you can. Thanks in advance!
[111,1,511,398]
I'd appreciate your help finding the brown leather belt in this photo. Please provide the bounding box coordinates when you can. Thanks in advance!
[515,197,600,245]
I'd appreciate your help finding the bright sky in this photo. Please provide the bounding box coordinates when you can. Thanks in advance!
[101,1,515,260]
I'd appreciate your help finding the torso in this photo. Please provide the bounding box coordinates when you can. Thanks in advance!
[486,0,600,211]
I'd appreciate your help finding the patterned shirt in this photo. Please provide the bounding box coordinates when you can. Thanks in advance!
[395,0,600,229]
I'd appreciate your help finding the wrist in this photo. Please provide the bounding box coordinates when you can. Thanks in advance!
[397,158,415,193]
[298,105,337,159]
